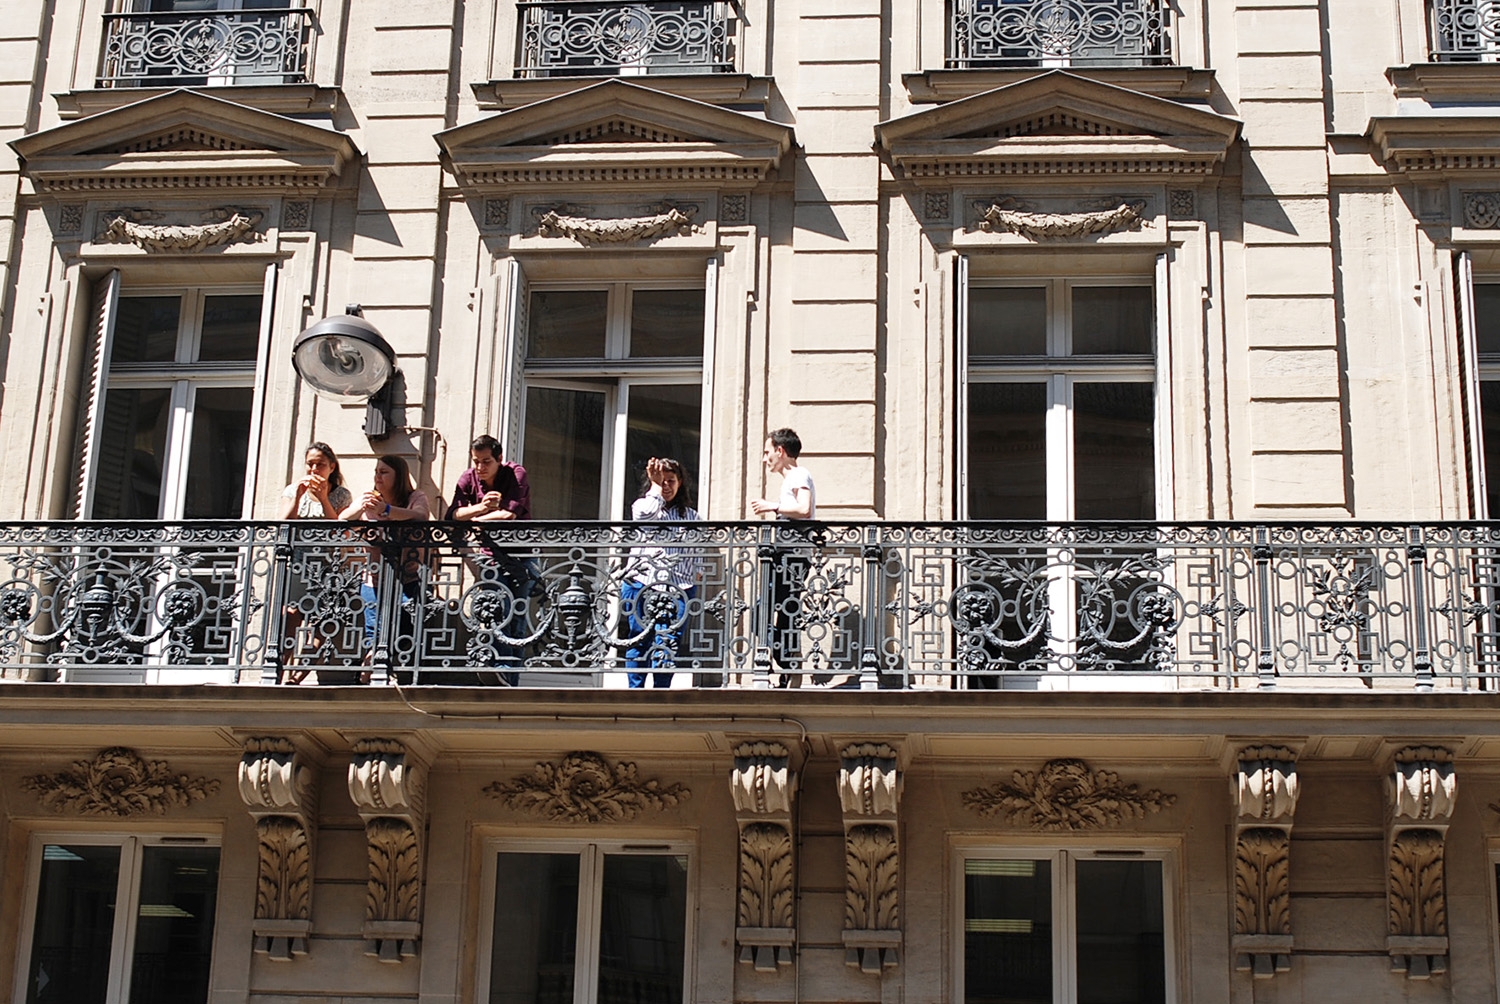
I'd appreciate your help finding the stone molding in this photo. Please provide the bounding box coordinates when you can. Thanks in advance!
[977,199,1145,240]
[962,758,1175,830]
[103,208,263,252]
[349,739,427,962]
[537,205,695,244]
[22,746,219,816]
[485,750,690,822]
[730,741,797,971]
[1232,746,1299,978]
[1387,746,1456,980]
[839,742,901,974]
[240,737,318,960]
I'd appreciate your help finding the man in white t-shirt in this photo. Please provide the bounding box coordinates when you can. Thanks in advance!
[751,428,816,685]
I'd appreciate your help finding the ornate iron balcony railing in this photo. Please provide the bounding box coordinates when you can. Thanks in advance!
[1430,0,1500,60]
[948,0,1172,68]
[97,8,314,87]
[515,0,736,77]
[2,520,1499,692]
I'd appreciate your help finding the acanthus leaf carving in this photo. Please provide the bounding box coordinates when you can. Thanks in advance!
[962,758,1174,831]
[349,739,426,963]
[845,824,899,931]
[738,821,795,930]
[730,740,798,970]
[103,208,263,252]
[241,736,318,960]
[486,751,689,822]
[1231,746,1298,978]
[537,205,696,244]
[839,741,902,974]
[23,747,219,816]
[1234,828,1291,937]
[1389,829,1447,939]
[978,199,1146,240]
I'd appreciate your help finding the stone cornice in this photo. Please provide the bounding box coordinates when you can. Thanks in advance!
[1369,114,1500,177]
[1387,63,1500,102]
[903,66,1217,103]
[53,84,341,120]
[472,74,774,111]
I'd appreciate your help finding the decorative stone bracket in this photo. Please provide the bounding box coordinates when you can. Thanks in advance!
[239,737,318,961]
[1231,746,1300,979]
[839,742,902,974]
[349,739,427,963]
[730,741,798,972]
[1388,746,1456,980]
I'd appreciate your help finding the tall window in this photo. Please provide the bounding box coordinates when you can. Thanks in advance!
[86,287,263,520]
[18,834,221,1004]
[963,277,1157,520]
[481,841,690,1004]
[521,283,705,519]
[1471,281,1500,515]
[960,848,1171,1003]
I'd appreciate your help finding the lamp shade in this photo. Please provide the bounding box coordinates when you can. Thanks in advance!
[290,307,395,403]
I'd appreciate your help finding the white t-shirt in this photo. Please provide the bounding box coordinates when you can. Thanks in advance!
[778,465,815,519]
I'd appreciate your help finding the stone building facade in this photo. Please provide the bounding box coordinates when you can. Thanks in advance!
[2,1,1500,1003]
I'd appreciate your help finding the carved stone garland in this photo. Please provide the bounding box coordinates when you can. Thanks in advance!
[839,742,902,974]
[730,741,798,972]
[103,208,263,252]
[22,746,219,816]
[978,199,1145,241]
[485,751,690,822]
[962,758,1175,830]
[1231,746,1300,979]
[349,739,426,963]
[1388,746,1456,980]
[537,205,695,245]
[239,737,318,960]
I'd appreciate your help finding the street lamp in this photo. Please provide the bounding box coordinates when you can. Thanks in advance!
[290,304,396,438]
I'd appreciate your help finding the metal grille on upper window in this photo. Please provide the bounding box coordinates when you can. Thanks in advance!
[947,0,1173,68]
[1429,0,1500,60]
[98,0,314,88]
[515,1,737,77]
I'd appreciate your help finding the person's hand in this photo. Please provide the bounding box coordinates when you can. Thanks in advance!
[646,457,666,487]
[361,490,383,516]
[482,490,506,512]
[302,473,329,500]
[750,498,778,517]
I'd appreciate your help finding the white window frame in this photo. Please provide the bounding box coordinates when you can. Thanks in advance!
[12,830,222,1004]
[517,279,712,519]
[87,284,264,520]
[475,836,696,1004]
[952,840,1179,1004]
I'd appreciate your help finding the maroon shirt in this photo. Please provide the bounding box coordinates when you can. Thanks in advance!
[445,463,531,520]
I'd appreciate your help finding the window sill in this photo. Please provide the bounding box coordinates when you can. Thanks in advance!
[1387,62,1500,104]
[472,74,773,111]
[55,83,340,121]
[903,66,1215,104]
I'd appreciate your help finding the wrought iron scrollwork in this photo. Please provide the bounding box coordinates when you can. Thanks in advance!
[516,1,735,76]
[98,8,314,86]
[948,0,1172,67]
[1430,0,1500,60]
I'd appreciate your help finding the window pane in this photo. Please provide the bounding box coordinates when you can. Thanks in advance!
[92,387,172,519]
[523,386,607,519]
[181,387,252,519]
[1483,382,1500,515]
[128,846,219,1004]
[529,290,609,359]
[489,853,580,1004]
[629,290,704,357]
[112,297,182,364]
[597,854,687,1004]
[964,858,1052,1004]
[968,383,1046,519]
[1072,287,1153,355]
[1074,383,1155,520]
[26,844,122,1004]
[1075,860,1165,1004]
[196,295,262,362]
[970,287,1047,356]
[622,385,702,517]
[1476,284,1500,356]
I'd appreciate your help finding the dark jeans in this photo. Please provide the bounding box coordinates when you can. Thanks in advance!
[765,548,809,686]
[621,579,696,688]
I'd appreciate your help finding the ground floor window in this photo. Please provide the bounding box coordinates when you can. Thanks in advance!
[19,834,220,1004]
[482,840,690,1004]
[960,847,1171,1004]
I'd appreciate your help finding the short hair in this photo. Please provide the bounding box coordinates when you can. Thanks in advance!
[304,442,343,489]
[768,428,801,459]
[470,434,502,460]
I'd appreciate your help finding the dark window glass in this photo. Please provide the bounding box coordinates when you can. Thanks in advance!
[1484,381,1500,516]
[964,858,1052,1004]
[629,290,703,358]
[1072,287,1153,355]
[1476,284,1500,356]
[489,853,580,1004]
[182,387,253,518]
[1074,383,1155,520]
[1075,860,1165,1004]
[112,297,181,364]
[970,287,1047,357]
[523,386,607,519]
[92,387,172,519]
[968,383,1046,519]
[128,846,219,1004]
[196,295,261,362]
[26,845,122,1004]
[622,385,701,518]
[529,291,609,359]
[596,855,687,1004]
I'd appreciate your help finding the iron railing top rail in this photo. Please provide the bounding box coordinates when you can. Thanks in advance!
[97,7,316,88]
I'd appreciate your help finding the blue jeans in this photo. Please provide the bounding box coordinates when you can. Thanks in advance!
[622,579,694,688]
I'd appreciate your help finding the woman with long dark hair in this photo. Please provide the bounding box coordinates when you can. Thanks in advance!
[622,457,702,688]
[340,455,430,678]
[278,443,353,679]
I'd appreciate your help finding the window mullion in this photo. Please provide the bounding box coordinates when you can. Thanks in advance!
[609,384,631,519]
[577,845,605,1004]
[159,381,195,520]
[107,836,142,1004]
[1058,849,1075,1004]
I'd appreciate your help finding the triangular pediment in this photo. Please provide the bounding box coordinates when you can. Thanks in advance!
[436,80,794,192]
[11,89,358,193]
[877,71,1240,181]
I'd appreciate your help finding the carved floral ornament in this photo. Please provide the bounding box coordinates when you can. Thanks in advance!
[1391,746,1456,823]
[486,751,690,822]
[536,204,696,245]
[1231,745,1299,979]
[1387,746,1456,981]
[102,208,263,252]
[240,737,318,961]
[839,742,900,818]
[977,198,1147,241]
[730,741,798,972]
[962,758,1175,831]
[22,747,220,816]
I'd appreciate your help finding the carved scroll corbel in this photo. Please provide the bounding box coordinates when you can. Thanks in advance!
[349,739,426,963]
[839,742,902,974]
[731,741,798,972]
[1231,746,1299,979]
[239,737,319,961]
[1388,746,1456,980]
